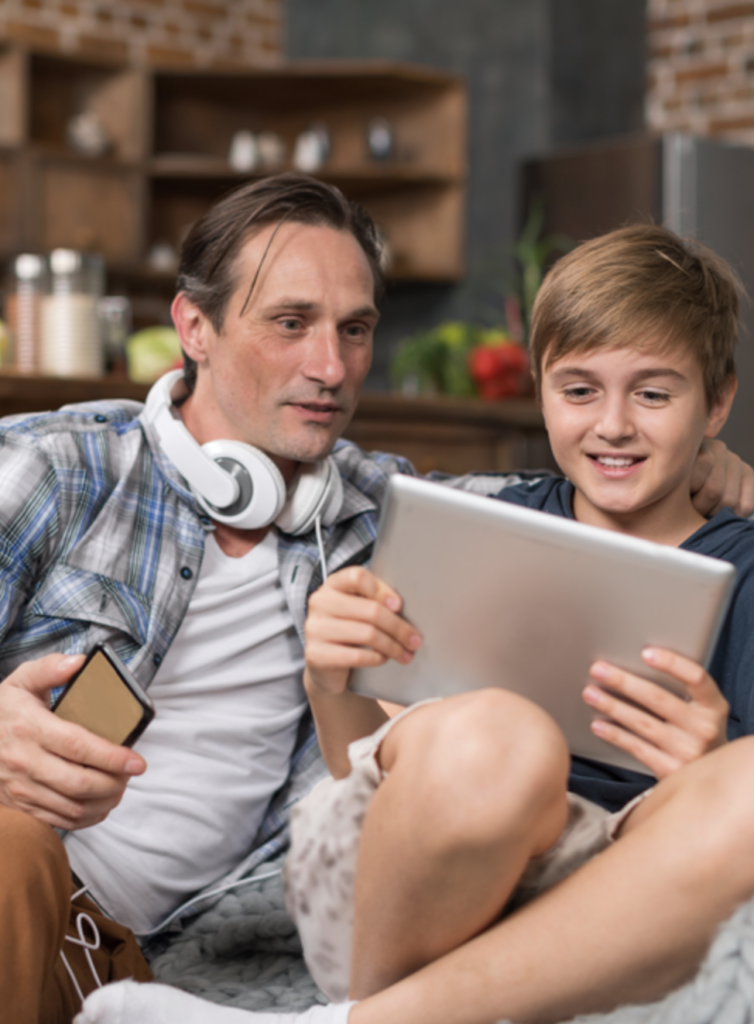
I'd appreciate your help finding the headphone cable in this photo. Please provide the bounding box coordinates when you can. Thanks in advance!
[314,514,328,581]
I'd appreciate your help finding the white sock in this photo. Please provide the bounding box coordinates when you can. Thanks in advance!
[74,979,356,1024]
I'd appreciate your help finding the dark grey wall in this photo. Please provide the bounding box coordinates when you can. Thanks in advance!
[286,0,647,388]
[550,0,646,146]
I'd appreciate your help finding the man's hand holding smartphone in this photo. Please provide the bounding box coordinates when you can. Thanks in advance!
[0,652,147,831]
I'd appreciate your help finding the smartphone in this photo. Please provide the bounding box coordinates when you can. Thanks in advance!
[51,643,155,747]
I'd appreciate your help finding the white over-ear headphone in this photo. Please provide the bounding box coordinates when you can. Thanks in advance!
[143,370,343,535]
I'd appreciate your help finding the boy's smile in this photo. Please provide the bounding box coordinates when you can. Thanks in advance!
[539,345,735,545]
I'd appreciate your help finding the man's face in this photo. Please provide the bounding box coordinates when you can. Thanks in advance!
[539,342,733,542]
[178,222,378,478]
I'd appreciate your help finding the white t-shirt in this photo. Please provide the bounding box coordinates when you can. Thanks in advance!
[64,531,307,936]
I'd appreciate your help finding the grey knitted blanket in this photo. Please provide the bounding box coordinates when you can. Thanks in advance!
[146,861,324,1013]
[560,897,754,1024]
[146,861,754,1023]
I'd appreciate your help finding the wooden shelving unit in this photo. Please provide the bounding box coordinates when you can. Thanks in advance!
[0,49,147,263]
[147,62,466,282]
[0,46,468,287]
[0,49,479,463]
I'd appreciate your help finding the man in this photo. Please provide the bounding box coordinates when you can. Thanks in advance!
[0,176,748,1024]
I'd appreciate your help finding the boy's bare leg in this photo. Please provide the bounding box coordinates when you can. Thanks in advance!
[350,690,571,996]
[350,735,754,1024]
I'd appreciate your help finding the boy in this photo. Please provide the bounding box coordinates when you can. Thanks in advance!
[287,224,754,1023]
[77,227,754,1024]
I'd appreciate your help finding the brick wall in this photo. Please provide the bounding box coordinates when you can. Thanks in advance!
[0,0,282,68]
[647,0,754,142]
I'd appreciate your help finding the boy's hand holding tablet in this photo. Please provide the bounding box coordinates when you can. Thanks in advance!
[304,567,422,778]
[584,647,729,778]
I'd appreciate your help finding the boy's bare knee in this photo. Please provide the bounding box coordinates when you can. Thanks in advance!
[381,690,569,848]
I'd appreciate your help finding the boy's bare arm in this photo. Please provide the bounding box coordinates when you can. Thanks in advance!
[304,567,422,778]
[581,648,729,778]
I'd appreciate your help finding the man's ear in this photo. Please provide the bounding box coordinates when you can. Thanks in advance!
[705,376,738,439]
[171,293,214,364]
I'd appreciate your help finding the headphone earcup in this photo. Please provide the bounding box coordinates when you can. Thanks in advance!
[144,371,342,534]
[195,440,287,529]
[276,457,344,536]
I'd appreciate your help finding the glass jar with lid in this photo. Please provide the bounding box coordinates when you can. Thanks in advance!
[40,249,105,377]
[5,254,46,374]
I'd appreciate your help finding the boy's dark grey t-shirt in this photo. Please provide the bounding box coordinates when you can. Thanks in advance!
[494,476,754,812]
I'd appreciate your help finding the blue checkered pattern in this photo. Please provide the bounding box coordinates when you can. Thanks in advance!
[0,398,532,930]
[0,400,207,691]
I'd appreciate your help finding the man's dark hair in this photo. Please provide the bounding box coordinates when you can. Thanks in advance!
[176,173,386,392]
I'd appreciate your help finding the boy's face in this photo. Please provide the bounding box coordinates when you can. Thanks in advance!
[539,342,735,543]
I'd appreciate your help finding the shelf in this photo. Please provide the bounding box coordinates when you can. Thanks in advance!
[106,263,176,284]
[147,177,464,281]
[0,46,147,160]
[148,62,466,281]
[152,60,464,109]
[0,377,553,474]
[0,372,149,417]
[25,152,144,264]
[27,143,142,170]
[0,48,468,291]
[151,62,466,180]
[148,154,457,187]
[344,393,553,474]
[350,393,545,429]
[0,376,543,427]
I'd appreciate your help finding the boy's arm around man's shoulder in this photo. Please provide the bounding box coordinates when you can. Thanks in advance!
[691,438,754,518]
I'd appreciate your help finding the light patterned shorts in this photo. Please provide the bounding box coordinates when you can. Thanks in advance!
[284,702,648,1003]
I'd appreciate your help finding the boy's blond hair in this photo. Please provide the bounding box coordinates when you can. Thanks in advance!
[529,223,741,407]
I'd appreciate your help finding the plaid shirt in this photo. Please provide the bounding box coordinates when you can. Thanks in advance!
[0,398,528,927]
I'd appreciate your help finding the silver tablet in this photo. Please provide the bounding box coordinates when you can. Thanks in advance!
[350,475,737,773]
